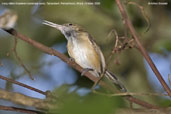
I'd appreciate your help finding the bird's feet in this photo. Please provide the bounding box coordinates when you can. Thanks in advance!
[69,57,75,62]
[81,68,94,76]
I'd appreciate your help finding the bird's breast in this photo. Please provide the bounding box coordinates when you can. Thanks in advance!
[67,37,101,73]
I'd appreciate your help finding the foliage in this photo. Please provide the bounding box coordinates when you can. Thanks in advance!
[48,85,125,114]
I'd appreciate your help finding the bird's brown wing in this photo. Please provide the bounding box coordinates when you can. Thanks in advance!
[87,34,106,74]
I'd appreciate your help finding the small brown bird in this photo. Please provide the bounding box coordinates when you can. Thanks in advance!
[0,9,18,29]
[43,20,127,92]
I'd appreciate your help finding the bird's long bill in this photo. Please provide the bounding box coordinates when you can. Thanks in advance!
[42,20,63,31]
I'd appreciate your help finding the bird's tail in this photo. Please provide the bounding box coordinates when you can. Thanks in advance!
[105,70,127,92]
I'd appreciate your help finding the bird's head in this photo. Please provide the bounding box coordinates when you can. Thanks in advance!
[43,20,85,40]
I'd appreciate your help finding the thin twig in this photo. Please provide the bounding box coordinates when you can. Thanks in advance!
[0,75,46,95]
[115,0,171,96]
[106,29,119,67]
[0,105,44,114]
[126,1,151,32]
[93,91,168,97]
[12,37,34,80]
[169,74,171,86]
[3,28,159,109]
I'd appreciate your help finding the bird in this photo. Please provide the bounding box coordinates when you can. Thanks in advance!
[43,20,127,92]
[0,9,18,29]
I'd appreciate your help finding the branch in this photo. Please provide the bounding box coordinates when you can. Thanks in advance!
[0,88,53,109]
[117,107,171,114]
[0,105,44,114]
[0,75,47,96]
[3,28,159,109]
[93,91,168,97]
[115,0,171,96]
[12,37,34,80]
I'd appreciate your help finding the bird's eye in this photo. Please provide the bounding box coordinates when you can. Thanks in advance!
[65,31,71,37]
[68,23,72,26]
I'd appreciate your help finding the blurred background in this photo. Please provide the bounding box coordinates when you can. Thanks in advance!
[0,0,170,113]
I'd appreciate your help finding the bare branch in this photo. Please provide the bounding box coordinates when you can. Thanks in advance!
[0,75,47,96]
[115,0,171,96]
[117,107,171,114]
[0,105,44,114]
[0,88,53,109]
[93,91,168,97]
[12,37,34,80]
[126,1,151,32]
[106,29,119,66]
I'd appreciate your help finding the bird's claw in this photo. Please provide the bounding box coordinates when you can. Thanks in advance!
[69,57,75,62]
[81,68,93,76]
